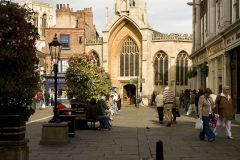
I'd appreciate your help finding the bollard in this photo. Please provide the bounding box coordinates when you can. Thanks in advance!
[156,140,164,160]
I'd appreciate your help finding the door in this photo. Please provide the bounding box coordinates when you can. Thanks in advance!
[123,84,136,105]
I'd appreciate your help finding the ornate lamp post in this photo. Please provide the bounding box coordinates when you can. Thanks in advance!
[49,34,61,123]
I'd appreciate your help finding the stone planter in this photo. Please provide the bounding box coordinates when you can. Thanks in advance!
[0,115,25,141]
[40,122,69,145]
[0,115,28,160]
[0,139,29,160]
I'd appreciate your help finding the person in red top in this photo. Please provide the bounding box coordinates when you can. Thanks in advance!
[57,102,66,113]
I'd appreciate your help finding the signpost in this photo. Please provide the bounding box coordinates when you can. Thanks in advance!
[130,77,145,108]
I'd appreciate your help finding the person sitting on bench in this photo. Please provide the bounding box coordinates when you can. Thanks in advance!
[97,95,111,130]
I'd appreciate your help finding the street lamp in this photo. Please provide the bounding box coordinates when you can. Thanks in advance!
[49,34,61,123]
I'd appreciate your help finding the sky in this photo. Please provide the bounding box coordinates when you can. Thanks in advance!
[14,0,193,35]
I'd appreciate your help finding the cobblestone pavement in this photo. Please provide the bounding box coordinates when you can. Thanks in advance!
[26,105,240,160]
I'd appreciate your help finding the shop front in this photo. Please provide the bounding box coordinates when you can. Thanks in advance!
[44,75,68,106]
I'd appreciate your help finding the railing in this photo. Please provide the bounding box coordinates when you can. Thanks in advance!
[152,33,192,42]
[85,37,103,45]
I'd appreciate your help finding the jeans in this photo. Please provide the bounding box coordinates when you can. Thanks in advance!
[184,100,190,112]
[98,115,110,129]
[200,116,215,141]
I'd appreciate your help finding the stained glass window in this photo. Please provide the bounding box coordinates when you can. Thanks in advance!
[154,51,168,85]
[120,37,139,77]
[176,51,189,85]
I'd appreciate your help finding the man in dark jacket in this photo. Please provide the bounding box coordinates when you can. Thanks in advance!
[97,96,111,130]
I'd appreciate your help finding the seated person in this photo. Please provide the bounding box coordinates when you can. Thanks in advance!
[97,96,111,130]
[85,99,98,120]
[57,102,68,115]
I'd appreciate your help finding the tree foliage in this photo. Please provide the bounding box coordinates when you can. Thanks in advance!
[0,1,40,121]
[65,54,112,104]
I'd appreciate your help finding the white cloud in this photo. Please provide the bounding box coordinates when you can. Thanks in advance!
[13,0,192,34]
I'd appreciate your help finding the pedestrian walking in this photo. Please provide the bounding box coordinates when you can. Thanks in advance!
[198,88,215,142]
[213,85,234,139]
[183,89,190,113]
[172,96,179,124]
[155,90,164,124]
[163,86,174,127]
[186,90,197,116]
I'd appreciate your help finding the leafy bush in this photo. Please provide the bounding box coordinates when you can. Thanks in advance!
[65,54,112,104]
[0,1,40,121]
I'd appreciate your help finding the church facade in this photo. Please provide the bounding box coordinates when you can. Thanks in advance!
[85,0,192,104]
[43,0,192,104]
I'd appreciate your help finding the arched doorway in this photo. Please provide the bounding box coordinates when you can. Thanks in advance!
[123,84,136,105]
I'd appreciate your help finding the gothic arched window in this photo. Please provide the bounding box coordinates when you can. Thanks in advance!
[176,51,189,85]
[120,37,139,77]
[92,52,100,66]
[33,13,38,28]
[154,51,168,85]
[41,13,47,37]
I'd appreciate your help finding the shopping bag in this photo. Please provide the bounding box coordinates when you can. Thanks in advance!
[195,118,203,131]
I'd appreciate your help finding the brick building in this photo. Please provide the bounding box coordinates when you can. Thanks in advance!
[44,4,97,98]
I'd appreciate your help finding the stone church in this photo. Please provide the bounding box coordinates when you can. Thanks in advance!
[44,0,192,104]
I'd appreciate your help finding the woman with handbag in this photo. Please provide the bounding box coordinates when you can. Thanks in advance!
[198,88,215,142]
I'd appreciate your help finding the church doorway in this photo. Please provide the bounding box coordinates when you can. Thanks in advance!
[123,84,136,105]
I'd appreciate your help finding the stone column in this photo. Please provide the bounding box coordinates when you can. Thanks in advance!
[214,58,218,94]
[208,60,213,90]
[208,0,216,38]
[223,53,231,86]
[196,67,201,90]
[195,0,201,49]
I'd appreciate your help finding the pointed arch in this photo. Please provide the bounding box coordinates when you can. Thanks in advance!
[88,50,100,66]
[108,16,142,80]
[176,50,189,85]
[120,36,139,77]
[41,13,47,37]
[154,50,168,85]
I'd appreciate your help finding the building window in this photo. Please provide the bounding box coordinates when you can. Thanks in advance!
[60,35,70,49]
[176,51,189,86]
[58,59,69,73]
[33,13,38,29]
[120,37,139,77]
[233,0,239,22]
[129,0,135,7]
[154,51,168,85]
[41,14,47,37]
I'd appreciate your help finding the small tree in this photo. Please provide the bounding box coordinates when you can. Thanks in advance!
[0,1,40,121]
[65,54,112,104]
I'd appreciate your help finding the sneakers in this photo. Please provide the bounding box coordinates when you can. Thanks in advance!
[208,138,215,142]
[227,136,233,139]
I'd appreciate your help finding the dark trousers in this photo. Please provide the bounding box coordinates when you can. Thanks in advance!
[172,108,177,122]
[157,107,164,122]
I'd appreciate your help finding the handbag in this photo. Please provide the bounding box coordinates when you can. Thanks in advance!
[195,118,203,131]
[209,113,218,127]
